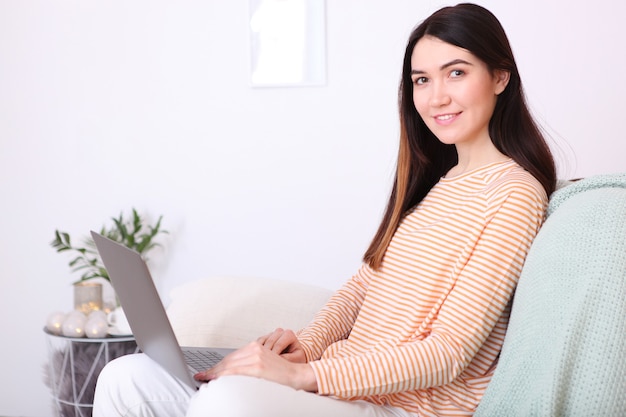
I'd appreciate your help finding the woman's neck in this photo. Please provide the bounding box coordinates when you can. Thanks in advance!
[445,145,509,178]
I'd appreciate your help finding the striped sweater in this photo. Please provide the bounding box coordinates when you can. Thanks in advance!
[297,160,548,416]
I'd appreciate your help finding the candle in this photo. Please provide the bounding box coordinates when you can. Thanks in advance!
[74,282,103,315]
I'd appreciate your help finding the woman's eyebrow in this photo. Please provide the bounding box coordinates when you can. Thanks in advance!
[411,58,473,75]
[441,58,473,69]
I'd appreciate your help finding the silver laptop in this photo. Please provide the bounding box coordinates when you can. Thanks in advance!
[91,231,235,389]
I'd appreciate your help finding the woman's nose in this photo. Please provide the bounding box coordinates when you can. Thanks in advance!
[429,82,451,107]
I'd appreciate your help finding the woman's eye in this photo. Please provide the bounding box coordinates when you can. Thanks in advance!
[413,76,428,85]
[450,69,464,78]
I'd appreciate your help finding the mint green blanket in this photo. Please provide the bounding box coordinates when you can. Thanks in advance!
[475,173,626,416]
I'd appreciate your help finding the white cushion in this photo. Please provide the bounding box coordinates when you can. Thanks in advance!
[167,276,333,348]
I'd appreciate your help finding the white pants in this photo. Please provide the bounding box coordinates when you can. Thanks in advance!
[93,354,417,417]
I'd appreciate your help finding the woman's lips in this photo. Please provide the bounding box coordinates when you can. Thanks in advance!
[434,112,460,125]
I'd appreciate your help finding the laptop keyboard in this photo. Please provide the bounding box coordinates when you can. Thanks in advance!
[184,349,225,373]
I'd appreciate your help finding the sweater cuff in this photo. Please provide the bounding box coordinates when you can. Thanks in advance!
[296,333,317,363]
[308,360,332,395]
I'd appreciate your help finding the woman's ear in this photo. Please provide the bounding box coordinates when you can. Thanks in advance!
[494,70,511,95]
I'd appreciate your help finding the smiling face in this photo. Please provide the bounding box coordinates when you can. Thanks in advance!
[410,36,509,152]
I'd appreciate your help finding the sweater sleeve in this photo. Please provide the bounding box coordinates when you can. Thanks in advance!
[309,184,547,398]
[296,264,374,362]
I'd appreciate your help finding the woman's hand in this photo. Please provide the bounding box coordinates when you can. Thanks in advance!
[257,328,306,363]
[193,340,318,392]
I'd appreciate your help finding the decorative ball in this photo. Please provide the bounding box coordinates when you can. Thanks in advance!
[85,311,108,338]
[88,310,107,322]
[45,311,67,335]
[61,310,87,338]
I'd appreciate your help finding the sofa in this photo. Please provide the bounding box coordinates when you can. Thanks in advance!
[166,173,626,416]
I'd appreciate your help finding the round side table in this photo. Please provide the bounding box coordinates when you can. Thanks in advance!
[43,328,139,417]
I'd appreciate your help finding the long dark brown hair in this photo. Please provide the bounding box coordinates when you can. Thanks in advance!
[364,3,556,269]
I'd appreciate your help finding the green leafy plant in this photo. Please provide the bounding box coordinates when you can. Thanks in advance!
[51,208,167,284]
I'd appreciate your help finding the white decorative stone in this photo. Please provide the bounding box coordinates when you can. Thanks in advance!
[45,311,67,335]
[61,310,87,338]
[85,311,108,338]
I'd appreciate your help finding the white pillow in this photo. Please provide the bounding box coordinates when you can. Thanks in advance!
[167,276,333,348]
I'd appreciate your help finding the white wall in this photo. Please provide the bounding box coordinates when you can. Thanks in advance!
[0,1,624,415]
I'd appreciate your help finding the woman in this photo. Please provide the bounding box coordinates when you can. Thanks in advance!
[94,3,556,416]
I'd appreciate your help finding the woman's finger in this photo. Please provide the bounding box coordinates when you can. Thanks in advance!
[273,329,296,353]
[259,328,285,351]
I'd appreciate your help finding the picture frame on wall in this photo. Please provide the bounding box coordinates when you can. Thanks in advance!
[249,0,326,87]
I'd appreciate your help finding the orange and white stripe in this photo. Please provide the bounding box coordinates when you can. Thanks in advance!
[297,160,547,416]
